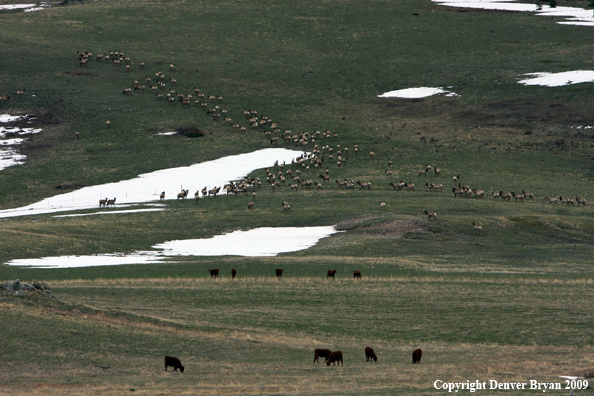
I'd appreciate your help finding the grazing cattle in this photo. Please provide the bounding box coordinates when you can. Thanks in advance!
[99,198,108,207]
[326,351,343,366]
[365,346,378,362]
[276,268,284,278]
[327,269,337,279]
[159,191,165,200]
[164,356,184,372]
[231,268,237,279]
[313,348,332,363]
[208,268,219,278]
[353,270,361,279]
[412,348,423,364]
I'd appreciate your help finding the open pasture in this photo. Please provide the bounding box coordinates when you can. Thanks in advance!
[1,0,594,394]
[1,276,593,395]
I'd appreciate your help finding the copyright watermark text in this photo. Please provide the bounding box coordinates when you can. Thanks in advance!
[433,379,589,393]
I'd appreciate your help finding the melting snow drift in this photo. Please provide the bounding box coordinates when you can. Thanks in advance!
[0,148,306,219]
[0,114,43,172]
[5,226,341,268]
[518,70,594,87]
[433,0,594,26]
[378,87,459,99]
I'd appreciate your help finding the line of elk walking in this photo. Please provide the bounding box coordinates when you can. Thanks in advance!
[76,51,586,217]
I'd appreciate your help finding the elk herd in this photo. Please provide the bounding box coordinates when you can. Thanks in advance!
[74,50,587,236]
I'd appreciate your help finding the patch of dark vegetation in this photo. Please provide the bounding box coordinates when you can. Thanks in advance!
[19,142,53,156]
[176,126,205,138]
[373,97,458,119]
[62,70,100,77]
[454,99,594,128]
[55,183,85,190]
[35,111,61,126]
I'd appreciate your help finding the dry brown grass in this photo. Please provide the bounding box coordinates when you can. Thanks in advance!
[49,275,594,289]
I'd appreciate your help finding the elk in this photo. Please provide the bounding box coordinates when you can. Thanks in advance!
[511,192,524,203]
[423,210,437,220]
[576,197,586,206]
[390,181,405,190]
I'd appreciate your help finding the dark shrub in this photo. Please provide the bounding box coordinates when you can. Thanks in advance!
[176,126,205,138]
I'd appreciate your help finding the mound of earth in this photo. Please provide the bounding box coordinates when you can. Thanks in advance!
[1,279,53,298]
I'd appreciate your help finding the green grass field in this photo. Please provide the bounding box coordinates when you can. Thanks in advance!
[1,0,594,394]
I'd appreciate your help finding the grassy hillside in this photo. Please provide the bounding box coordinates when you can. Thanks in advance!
[1,0,594,394]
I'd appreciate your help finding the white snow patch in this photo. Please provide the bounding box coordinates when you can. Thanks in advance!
[156,132,177,136]
[6,253,165,268]
[0,148,27,170]
[0,148,306,219]
[1,138,25,146]
[0,115,25,123]
[433,1,594,26]
[0,117,42,172]
[0,3,51,12]
[5,226,341,268]
[518,70,594,87]
[0,4,36,11]
[154,226,340,257]
[433,0,538,12]
[378,87,459,99]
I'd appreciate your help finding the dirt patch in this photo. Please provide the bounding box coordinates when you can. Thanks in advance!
[358,219,427,238]
[337,215,427,238]
[335,214,386,227]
